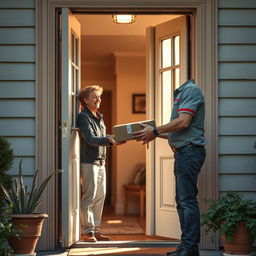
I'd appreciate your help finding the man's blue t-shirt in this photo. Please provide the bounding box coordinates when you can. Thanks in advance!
[168,80,207,148]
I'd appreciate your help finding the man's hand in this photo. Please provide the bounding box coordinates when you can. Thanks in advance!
[133,123,156,144]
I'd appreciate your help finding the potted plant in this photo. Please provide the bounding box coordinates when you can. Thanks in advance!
[1,160,62,255]
[0,136,14,210]
[201,191,256,255]
[0,205,20,256]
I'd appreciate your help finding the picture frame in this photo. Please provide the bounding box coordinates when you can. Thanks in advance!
[132,94,146,114]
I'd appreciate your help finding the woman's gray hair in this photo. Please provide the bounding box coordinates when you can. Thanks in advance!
[79,85,103,109]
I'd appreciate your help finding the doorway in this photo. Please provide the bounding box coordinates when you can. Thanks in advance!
[60,12,193,243]
[37,0,217,250]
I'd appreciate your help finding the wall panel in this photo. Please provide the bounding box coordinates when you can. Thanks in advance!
[219,81,256,97]
[219,117,256,135]
[0,46,35,62]
[0,9,34,26]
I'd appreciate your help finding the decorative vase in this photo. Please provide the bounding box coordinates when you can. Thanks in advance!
[8,213,48,254]
[221,221,252,255]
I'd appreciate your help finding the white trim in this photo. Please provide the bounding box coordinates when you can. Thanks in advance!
[37,0,218,250]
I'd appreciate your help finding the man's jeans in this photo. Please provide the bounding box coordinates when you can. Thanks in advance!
[174,144,206,250]
[80,163,106,234]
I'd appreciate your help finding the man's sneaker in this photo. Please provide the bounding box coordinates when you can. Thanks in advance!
[94,232,111,241]
[83,232,97,242]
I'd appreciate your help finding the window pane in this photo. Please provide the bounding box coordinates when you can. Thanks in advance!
[175,68,180,90]
[72,34,74,63]
[161,38,171,68]
[162,71,172,124]
[75,37,78,65]
[174,35,180,65]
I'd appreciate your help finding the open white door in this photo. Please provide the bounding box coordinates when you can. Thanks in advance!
[61,8,81,247]
[147,16,188,239]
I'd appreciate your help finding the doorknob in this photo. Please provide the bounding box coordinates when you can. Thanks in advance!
[61,120,69,138]
[71,127,80,133]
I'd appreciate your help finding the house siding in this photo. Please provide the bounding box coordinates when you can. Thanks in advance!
[218,0,256,200]
[0,0,36,177]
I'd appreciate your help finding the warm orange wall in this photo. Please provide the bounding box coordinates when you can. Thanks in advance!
[81,54,146,214]
[114,53,146,214]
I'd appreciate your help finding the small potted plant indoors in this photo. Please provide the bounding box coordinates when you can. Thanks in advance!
[1,160,62,255]
[201,191,256,255]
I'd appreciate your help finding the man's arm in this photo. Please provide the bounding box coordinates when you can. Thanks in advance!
[133,113,193,144]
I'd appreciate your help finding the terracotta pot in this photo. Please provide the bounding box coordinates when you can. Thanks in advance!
[8,213,48,254]
[221,221,252,255]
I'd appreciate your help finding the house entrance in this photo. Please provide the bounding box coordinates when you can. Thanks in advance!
[58,10,193,246]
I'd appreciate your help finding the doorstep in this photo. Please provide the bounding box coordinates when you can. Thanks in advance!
[36,250,69,256]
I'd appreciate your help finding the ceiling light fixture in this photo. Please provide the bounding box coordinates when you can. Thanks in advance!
[112,14,136,24]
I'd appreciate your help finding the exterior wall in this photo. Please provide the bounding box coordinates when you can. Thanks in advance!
[0,1,36,181]
[218,0,256,199]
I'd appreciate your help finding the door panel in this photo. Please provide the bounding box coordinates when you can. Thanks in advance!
[154,15,188,238]
[61,8,81,247]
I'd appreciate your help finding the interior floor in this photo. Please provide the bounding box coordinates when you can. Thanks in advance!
[78,206,179,242]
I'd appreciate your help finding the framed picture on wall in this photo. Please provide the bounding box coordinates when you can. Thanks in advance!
[132,94,146,114]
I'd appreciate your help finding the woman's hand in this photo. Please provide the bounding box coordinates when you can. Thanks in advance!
[108,135,126,145]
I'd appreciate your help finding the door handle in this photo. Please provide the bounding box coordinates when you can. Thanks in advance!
[71,127,80,133]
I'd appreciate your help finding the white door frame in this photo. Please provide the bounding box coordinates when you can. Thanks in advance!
[36,0,218,250]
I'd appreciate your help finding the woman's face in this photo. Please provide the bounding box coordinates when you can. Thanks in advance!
[84,90,102,112]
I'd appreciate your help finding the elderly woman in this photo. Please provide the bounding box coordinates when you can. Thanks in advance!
[76,85,117,242]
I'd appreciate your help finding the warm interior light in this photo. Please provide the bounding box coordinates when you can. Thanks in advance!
[107,219,123,224]
[112,14,136,24]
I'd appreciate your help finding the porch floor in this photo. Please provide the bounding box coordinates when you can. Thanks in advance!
[38,207,224,255]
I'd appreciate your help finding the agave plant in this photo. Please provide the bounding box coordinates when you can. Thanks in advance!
[0,160,62,214]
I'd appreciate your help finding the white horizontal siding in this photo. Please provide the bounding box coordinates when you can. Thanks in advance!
[0,82,35,98]
[0,118,35,136]
[0,99,35,117]
[219,27,256,44]
[7,137,35,156]
[219,45,256,61]
[219,136,256,155]
[219,155,256,174]
[219,174,256,191]
[219,98,256,116]
[0,46,35,62]
[219,63,256,79]
[219,9,256,26]
[219,81,256,97]
[9,156,35,176]
[0,9,34,26]
[0,0,34,8]
[219,117,256,135]
[219,0,256,8]
[218,1,256,204]
[0,3,36,212]
[0,28,35,44]
[0,63,35,80]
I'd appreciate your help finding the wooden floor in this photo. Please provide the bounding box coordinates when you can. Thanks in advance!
[71,207,179,255]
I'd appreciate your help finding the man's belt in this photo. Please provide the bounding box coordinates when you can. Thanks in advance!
[171,143,204,153]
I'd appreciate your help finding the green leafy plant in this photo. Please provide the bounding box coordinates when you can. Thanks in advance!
[0,136,14,209]
[201,191,256,242]
[0,160,62,214]
[0,204,20,256]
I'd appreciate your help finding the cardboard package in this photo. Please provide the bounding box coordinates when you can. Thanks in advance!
[113,120,156,142]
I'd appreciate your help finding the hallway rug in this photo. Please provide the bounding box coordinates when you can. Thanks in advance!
[100,217,144,235]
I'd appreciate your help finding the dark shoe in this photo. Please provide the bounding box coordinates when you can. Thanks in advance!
[166,247,199,256]
[83,232,97,242]
[94,232,111,241]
